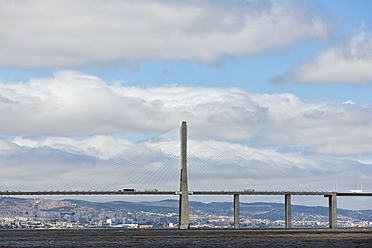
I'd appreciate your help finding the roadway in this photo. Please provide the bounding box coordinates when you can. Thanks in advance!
[1,190,372,196]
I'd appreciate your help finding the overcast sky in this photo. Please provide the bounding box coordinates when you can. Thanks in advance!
[1,0,372,209]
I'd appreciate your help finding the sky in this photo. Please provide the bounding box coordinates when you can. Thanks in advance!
[1,0,372,210]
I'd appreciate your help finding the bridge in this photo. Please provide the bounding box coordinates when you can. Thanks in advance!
[1,121,371,229]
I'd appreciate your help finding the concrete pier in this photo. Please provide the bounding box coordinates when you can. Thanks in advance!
[179,121,190,229]
[234,194,240,229]
[285,194,291,228]
[327,193,337,228]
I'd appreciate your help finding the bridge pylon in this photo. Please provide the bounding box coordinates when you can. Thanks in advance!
[179,121,190,229]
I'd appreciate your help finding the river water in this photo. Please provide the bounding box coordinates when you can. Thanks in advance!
[1,228,372,247]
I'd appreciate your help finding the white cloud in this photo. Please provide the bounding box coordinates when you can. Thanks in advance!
[13,135,134,160]
[272,24,372,84]
[0,0,328,68]
[1,71,372,156]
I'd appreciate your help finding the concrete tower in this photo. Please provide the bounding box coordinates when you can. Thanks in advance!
[179,121,190,229]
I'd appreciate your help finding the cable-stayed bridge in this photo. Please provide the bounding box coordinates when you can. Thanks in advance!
[1,121,371,229]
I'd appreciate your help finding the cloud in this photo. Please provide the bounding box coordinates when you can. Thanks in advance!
[13,135,134,160]
[0,139,97,190]
[1,71,372,157]
[272,24,372,85]
[0,0,328,68]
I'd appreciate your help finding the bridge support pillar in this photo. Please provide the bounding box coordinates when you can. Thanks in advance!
[179,121,190,229]
[327,193,337,228]
[285,194,291,228]
[234,194,239,229]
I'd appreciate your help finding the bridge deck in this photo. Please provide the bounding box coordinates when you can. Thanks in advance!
[1,190,371,196]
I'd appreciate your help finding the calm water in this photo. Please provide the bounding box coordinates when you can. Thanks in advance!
[1,228,372,247]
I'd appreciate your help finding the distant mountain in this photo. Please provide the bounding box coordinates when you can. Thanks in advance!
[62,199,179,214]
[0,196,73,210]
[1,197,372,222]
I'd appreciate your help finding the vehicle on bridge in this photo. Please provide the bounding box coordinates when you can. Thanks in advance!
[350,189,362,193]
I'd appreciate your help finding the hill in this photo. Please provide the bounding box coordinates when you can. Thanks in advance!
[1,197,372,222]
